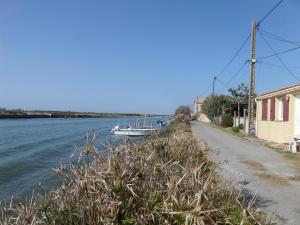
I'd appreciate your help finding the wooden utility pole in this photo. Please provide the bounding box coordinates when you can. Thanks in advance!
[248,20,257,134]
[212,76,217,96]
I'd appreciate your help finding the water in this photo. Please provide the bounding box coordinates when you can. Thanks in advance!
[0,117,164,201]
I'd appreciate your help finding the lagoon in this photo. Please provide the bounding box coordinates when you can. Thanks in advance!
[0,117,163,201]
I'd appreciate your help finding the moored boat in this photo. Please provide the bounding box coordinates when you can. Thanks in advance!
[111,125,157,136]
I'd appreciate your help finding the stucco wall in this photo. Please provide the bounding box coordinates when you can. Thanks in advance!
[199,113,210,123]
[256,94,295,143]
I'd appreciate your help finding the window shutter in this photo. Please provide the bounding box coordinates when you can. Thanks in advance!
[283,96,289,121]
[270,97,275,121]
[262,99,268,121]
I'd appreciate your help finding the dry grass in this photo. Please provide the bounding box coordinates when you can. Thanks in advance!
[241,160,266,172]
[0,123,268,225]
[288,176,300,181]
[255,173,289,186]
[265,143,289,151]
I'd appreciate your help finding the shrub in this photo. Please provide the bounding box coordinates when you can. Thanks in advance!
[232,126,240,133]
[175,105,192,123]
[221,114,233,127]
[237,123,244,130]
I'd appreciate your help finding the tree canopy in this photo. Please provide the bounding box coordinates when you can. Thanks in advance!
[228,83,249,104]
[201,95,232,121]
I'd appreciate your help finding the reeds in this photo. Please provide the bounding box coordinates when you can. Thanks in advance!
[0,122,268,225]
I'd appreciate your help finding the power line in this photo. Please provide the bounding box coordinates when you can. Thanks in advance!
[257,46,300,60]
[223,61,248,87]
[259,61,300,74]
[208,0,284,97]
[217,78,233,90]
[259,61,284,69]
[213,0,284,84]
[217,34,251,77]
[199,82,212,97]
[259,29,300,46]
[258,30,300,82]
[257,0,285,26]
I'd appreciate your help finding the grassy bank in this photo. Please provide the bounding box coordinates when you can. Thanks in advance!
[1,121,267,224]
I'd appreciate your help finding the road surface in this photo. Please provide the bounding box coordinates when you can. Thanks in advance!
[192,121,300,225]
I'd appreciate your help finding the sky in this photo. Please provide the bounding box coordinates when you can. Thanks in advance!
[0,0,300,114]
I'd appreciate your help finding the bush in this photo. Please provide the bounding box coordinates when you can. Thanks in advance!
[237,123,244,130]
[232,126,240,133]
[175,105,192,123]
[221,114,233,127]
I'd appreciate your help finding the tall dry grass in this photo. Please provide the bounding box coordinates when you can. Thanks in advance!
[0,123,268,224]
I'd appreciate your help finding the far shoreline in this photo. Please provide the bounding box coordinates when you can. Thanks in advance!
[0,109,165,119]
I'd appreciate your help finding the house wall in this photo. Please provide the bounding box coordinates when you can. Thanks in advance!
[199,113,210,123]
[194,102,202,114]
[256,94,295,143]
[194,102,210,123]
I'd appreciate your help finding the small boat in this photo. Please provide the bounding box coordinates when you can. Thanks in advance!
[111,115,158,136]
[111,125,157,136]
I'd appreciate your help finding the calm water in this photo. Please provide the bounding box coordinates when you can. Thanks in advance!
[0,117,164,201]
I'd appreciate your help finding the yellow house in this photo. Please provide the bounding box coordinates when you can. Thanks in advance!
[256,83,300,145]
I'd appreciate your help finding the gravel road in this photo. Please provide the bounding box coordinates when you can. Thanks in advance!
[192,121,300,225]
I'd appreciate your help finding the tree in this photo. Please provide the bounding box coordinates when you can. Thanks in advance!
[228,83,249,124]
[175,105,192,123]
[201,95,232,122]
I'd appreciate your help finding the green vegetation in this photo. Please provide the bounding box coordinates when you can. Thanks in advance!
[283,152,299,161]
[201,95,232,122]
[221,114,233,127]
[0,121,267,224]
[232,126,240,133]
[231,124,244,133]
[237,123,244,130]
[228,83,249,105]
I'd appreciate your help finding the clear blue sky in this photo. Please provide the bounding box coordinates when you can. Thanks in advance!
[0,0,300,114]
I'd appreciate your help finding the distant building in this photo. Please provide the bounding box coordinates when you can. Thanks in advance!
[194,97,210,123]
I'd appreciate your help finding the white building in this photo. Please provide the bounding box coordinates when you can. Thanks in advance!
[194,97,210,123]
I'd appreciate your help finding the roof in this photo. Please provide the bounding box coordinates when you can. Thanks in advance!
[194,97,204,104]
[256,83,300,100]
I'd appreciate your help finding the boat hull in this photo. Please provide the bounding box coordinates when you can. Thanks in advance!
[113,128,156,136]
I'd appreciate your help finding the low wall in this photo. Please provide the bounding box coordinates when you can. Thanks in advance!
[233,117,256,134]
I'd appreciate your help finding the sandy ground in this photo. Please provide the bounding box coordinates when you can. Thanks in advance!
[192,121,300,225]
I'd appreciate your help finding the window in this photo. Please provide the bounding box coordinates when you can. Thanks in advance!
[278,97,284,121]
[283,95,289,121]
[262,99,268,121]
[270,97,275,121]
[277,95,289,121]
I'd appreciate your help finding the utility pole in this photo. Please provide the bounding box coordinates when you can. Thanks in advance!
[212,76,217,122]
[212,76,217,96]
[248,20,257,134]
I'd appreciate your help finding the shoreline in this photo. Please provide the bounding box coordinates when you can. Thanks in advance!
[0,110,153,119]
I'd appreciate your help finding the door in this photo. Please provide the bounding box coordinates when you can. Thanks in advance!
[295,95,300,136]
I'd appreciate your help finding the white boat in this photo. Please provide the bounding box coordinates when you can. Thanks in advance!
[111,125,157,136]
